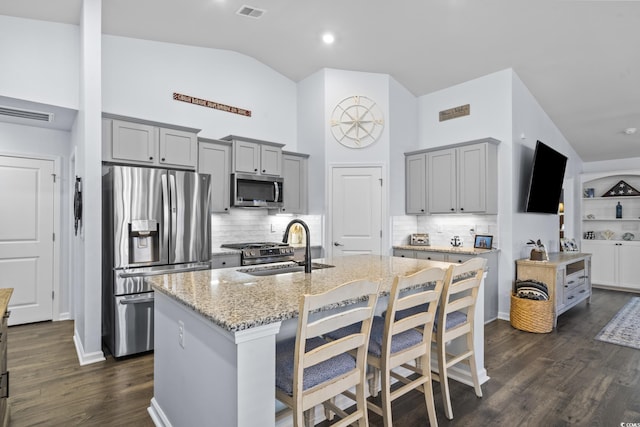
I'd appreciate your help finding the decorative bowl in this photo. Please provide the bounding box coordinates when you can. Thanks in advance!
[623,232,635,241]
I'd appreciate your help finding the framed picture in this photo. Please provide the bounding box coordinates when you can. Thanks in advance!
[473,234,493,249]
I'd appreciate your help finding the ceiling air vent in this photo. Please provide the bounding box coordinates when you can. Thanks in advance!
[236,5,266,19]
[0,105,54,122]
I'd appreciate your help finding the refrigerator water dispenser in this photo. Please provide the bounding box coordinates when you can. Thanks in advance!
[129,219,159,264]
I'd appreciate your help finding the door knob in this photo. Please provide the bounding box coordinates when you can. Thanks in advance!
[334,242,344,246]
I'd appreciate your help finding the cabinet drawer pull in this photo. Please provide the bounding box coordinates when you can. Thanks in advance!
[567,295,575,300]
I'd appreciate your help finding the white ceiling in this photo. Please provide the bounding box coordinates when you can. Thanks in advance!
[1,0,639,162]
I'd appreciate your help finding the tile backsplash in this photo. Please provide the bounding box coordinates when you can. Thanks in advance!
[391,214,498,248]
[211,210,323,248]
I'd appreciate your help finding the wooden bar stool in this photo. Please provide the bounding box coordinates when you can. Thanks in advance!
[275,279,380,427]
[326,267,446,427]
[433,258,486,420]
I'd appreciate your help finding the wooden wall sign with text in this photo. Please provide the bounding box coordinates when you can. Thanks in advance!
[439,104,470,122]
[173,92,251,117]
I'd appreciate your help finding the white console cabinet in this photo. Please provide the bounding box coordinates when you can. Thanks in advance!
[516,253,592,328]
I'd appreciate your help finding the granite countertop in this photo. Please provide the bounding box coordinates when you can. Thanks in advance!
[147,254,450,333]
[394,244,498,255]
[0,288,13,318]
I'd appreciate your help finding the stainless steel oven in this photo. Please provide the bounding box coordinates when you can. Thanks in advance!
[221,242,294,265]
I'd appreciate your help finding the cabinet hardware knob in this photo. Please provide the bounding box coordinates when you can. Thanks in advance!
[161,157,165,161]
[450,208,455,211]
[460,208,464,211]
[254,168,258,172]
[224,208,228,211]
[262,169,266,173]
[421,209,424,212]
[149,156,153,160]
[222,262,226,265]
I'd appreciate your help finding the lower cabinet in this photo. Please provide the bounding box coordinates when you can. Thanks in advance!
[581,240,640,291]
[516,253,592,328]
[210,254,241,269]
[393,248,498,322]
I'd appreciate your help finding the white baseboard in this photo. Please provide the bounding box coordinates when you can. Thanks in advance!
[72,328,105,366]
[148,398,172,427]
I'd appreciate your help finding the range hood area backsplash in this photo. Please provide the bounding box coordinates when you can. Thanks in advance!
[392,215,498,248]
[211,210,323,249]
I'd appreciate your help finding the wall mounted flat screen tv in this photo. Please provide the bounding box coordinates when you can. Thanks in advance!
[525,140,568,214]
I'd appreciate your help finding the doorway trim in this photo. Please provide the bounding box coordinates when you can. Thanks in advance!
[326,162,389,258]
[0,150,61,322]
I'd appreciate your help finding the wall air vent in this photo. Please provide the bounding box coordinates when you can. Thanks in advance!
[236,5,266,19]
[0,105,54,122]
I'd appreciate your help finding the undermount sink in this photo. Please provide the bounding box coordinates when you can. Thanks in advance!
[237,262,334,277]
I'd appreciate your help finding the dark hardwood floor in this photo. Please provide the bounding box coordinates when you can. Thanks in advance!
[6,288,640,426]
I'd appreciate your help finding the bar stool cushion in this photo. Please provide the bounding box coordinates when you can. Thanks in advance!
[386,305,468,331]
[325,316,424,357]
[275,336,356,396]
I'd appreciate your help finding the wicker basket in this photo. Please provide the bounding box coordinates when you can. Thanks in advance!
[510,293,554,333]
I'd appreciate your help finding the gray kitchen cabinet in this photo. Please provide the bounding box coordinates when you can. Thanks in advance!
[210,253,241,269]
[405,153,427,214]
[293,246,322,262]
[223,135,284,176]
[405,138,499,215]
[428,141,498,214]
[198,138,232,213]
[428,148,457,213]
[281,151,309,214]
[102,116,199,169]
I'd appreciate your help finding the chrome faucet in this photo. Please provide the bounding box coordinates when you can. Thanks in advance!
[283,219,311,273]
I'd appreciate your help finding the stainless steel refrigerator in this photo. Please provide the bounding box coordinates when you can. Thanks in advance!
[102,165,211,357]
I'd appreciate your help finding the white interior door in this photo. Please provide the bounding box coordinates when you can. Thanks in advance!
[331,166,382,256]
[0,155,54,325]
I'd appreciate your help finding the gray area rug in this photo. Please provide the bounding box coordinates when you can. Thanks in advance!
[595,297,640,350]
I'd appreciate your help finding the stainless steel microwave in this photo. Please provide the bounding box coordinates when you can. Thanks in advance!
[231,173,284,208]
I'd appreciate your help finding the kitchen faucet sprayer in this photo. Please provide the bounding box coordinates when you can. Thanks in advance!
[282,219,311,273]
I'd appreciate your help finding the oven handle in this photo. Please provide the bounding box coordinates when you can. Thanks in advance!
[119,296,154,305]
[274,181,279,202]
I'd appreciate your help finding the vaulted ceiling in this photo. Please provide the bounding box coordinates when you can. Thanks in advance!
[1,0,639,162]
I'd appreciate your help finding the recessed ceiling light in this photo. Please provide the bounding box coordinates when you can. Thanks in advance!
[624,127,637,135]
[322,33,335,44]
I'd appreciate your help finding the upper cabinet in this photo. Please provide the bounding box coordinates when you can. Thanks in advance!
[281,151,309,214]
[102,115,199,170]
[198,138,232,213]
[405,138,499,215]
[405,153,427,214]
[222,135,284,176]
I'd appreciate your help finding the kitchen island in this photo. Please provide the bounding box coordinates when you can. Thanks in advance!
[146,254,487,427]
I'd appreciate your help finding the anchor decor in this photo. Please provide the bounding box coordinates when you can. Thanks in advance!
[602,180,640,197]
